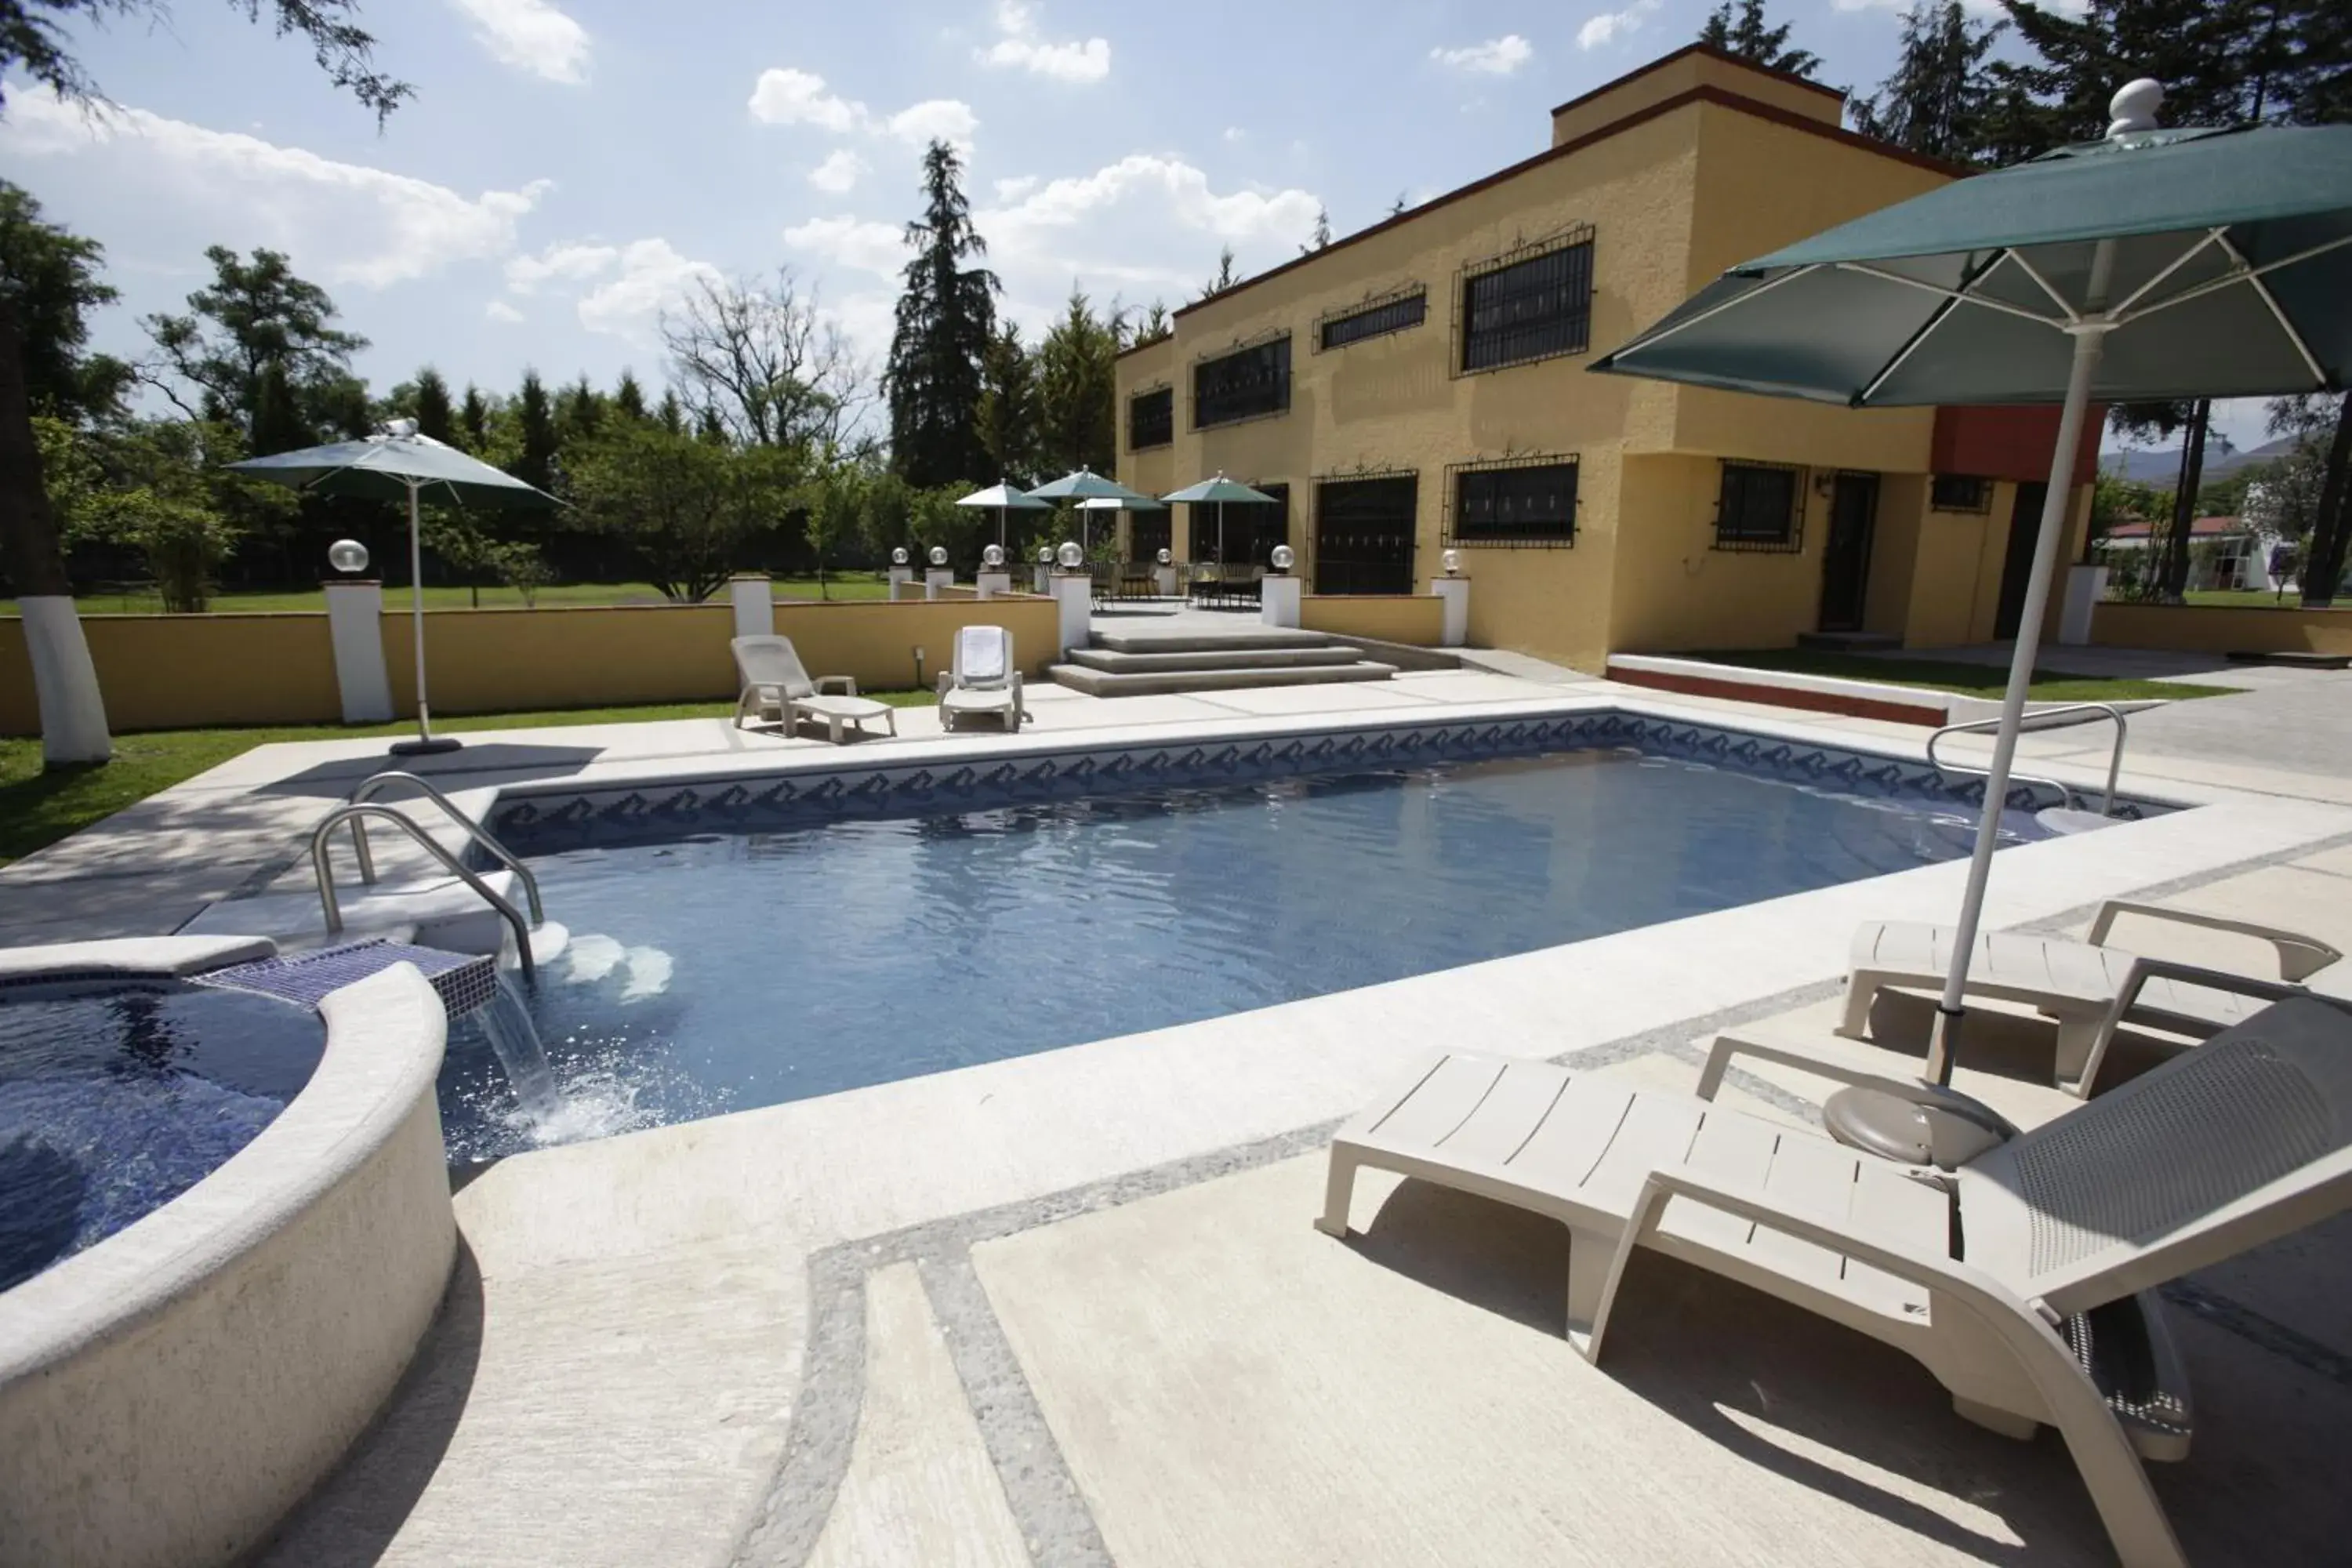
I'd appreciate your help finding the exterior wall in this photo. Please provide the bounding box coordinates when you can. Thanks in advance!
[1609,453,1831,652]
[1932,405,2103,485]
[1298,593,1446,645]
[1121,336,1181,553]
[0,612,342,735]
[1548,45,1844,146]
[2090,604,2352,656]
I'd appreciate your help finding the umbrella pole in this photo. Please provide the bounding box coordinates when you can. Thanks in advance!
[1925,314,2111,1085]
[391,477,461,756]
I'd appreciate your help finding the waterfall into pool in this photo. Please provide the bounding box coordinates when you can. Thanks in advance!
[470,976,561,1120]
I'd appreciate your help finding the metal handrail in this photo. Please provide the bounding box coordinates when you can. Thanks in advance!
[1926,702,2129,816]
[344,771,545,926]
[310,804,535,980]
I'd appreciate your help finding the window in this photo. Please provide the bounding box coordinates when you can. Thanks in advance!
[1317,289,1427,351]
[1192,335,1291,428]
[1931,474,1993,513]
[1127,386,1173,450]
[1713,462,1803,553]
[1458,229,1595,374]
[1446,457,1579,547]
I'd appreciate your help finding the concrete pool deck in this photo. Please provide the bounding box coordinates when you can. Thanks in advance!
[6,659,2351,1565]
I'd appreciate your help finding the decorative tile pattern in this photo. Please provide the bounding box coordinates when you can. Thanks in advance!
[483,710,2167,858]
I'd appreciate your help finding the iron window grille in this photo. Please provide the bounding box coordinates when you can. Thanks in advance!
[1312,472,1419,596]
[1443,455,1581,548]
[1930,474,1994,513]
[1316,287,1428,352]
[1455,225,1595,376]
[1713,461,1805,554]
[1127,385,1173,450]
[1191,333,1292,429]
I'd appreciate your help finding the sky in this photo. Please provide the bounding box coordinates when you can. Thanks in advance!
[0,0,2268,453]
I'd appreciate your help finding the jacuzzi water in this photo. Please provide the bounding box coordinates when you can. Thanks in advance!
[437,745,2042,1160]
[0,980,325,1291]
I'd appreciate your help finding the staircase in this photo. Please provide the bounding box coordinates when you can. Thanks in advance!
[1051,628,1398,698]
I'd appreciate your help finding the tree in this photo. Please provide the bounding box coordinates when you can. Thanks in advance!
[1697,0,1821,78]
[1130,300,1172,348]
[567,423,793,601]
[1978,1,2254,165]
[143,246,366,444]
[511,370,558,492]
[885,139,997,488]
[798,462,866,598]
[1853,2,2005,162]
[457,384,492,452]
[412,366,454,444]
[612,368,648,423]
[1036,289,1118,477]
[1196,246,1239,301]
[662,270,865,452]
[1302,208,1332,254]
[975,322,1040,484]
[557,373,604,447]
[1387,192,1407,219]
[2,2,409,121]
[39,414,266,611]
[0,181,129,421]
[2270,393,2352,605]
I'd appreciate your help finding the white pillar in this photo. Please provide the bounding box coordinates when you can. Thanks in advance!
[976,569,1012,600]
[17,597,111,764]
[1154,564,1178,598]
[1032,563,1051,594]
[1050,569,1092,656]
[324,579,394,724]
[924,567,953,601]
[1260,575,1301,629]
[728,573,774,638]
[2059,564,2107,646]
[1430,576,1470,648]
[887,566,915,601]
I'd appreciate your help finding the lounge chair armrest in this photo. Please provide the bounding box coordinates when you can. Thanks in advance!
[2115,956,2309,1013]
[1697,1031,1939,1102]
[816,674,858,696]
[936,671,955,699]
[2089,900,2342,982]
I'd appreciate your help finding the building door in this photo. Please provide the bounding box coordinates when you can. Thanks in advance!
[1313,475,1417,594]
[1994,481,2048,640]
[1817,472,1878,632]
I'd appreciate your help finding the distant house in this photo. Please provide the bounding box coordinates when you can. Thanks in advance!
[2100,516,2280,592]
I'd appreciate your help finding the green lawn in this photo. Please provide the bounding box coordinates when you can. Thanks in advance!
[0,689,938,866]
[2178,589,2306,608]
[2,572,895,616]
[1692,648,2238,703]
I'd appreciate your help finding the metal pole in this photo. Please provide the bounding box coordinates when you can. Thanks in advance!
[1926,245,2114,1086]
[408,477,430,743]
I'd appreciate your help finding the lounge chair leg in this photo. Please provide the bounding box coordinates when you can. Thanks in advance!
[1314,1149,1359,1238]
[1837,975,1878,1041]
[1951,1396,2039,1442]
[1566,1230,1609,1352]
[2055,1018,2105,1097]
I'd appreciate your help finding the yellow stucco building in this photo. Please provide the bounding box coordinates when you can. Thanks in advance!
[1113,45,2096,673]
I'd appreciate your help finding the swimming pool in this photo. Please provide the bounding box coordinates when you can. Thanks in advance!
[441,717,2085,1160]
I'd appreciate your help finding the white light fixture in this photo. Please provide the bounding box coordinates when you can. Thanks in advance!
[982,543,1005,568]
[1037,545,1054,564]
[1156,547,1172,566]
[328,539,370,575]
[928,545,948,568]
[1269,544,1295,573]
[1057,541,1085,570]
[381,417,418,440]
[1442,549,1461,576]
[891,546,909,566]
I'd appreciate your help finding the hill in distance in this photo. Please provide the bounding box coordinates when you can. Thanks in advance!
[2099,435,2301,485]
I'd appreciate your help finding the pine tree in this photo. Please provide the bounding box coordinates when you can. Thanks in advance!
[558,372,603,445]
[1854,1,2006,162]
[657,390,685,435]
[976,322,1041,484]
[457,385,492,452]
[1197,247,1240,301]
[513,370,558,492]
[1036,289,1117,477]
[1302,208,1332,254]
[613,368,649,423]
[1978,0,2250,164]
[1697,0,1822,78]
[885,140,997,488]
[412,366,454,444]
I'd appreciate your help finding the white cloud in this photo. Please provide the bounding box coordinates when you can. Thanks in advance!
[485,299,526,323]
[1577,0,1665,49]
[883,99,979,148]
[747,67,866,131]
[1221,126,1247,144]
[993,174,1040,201]
[983,154,1319,249]
[1431,34,1533,74]
[810,148,867,194]
[576,239,723,340]
[977,1,1111,83]
[504,241,619,293]
[445,0,591,84]
[0,90,550,288]
[783,216,909,280]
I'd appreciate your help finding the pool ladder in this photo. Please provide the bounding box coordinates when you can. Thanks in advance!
[308,770,548,980]
[1926,702,2129,818]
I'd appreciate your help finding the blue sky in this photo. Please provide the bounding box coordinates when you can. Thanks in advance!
[1,0,2264,452]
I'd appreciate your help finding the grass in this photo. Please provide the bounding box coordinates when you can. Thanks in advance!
[1692,648,2238,703]
[1,572,895,616]
[0,688,938,867]
[2178,589,2308,609]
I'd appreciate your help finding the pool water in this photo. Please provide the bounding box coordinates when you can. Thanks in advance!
[439,746,2030,1157]
[0,982,325,1291]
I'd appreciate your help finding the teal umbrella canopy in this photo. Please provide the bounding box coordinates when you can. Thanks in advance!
[1025,468,1157,503]
[954,481,1053,511]
[1161,472,1275,506]
[227,430,561,508]
[1591,120,2352,406]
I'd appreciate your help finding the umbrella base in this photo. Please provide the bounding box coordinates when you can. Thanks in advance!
[1822,1082,2013,1170]
[390,735,464,757]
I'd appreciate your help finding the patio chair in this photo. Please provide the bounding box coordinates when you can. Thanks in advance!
[936,624,1025,733]
[1316,996,2352,1568]
[731,635,895,743]
[1842,901,2341,1095]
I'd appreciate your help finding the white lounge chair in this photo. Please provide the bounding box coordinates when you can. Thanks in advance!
[731,635,896,743]
[1317,996,2352,1568]
[936,624,1025,733]
[1843,901,2341,1095]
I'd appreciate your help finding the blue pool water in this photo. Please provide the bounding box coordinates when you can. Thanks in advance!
[0,982,325,1291]
[439,745,2035,1159]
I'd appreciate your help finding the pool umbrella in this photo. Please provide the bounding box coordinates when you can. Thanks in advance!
[1078,492,1167,555]
[955,480,1051,551]
[1592,82,2352,1094]
[1162,472,1276,565]
[1025,468,1160,554]
[230,422,561,755]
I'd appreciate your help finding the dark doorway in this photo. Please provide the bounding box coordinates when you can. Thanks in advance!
[1817,471,1879,633]
[1128,509,1171,562]
[1314,475,1417,594]
[1994,481,2048,640]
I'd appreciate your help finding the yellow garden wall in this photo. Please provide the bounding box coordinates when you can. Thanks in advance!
[1299,594,1446,645]
[1,612,341,735]
[2089,603,2352,657]
[775,597,1060,691]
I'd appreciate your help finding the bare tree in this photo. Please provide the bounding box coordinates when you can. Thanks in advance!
[659,270,869,453]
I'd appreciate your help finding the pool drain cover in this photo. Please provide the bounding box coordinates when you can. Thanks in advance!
[194,939,498,1017]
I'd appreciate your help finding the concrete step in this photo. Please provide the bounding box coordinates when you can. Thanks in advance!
[1049,661,1399,698]
[1065,644,1363,674]
[1089,629,1341,655]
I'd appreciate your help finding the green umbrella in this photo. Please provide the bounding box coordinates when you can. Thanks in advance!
[230,423,561,754]
[1162,472,1276,566]
[1025,468,1159,554]
[1593,82,2352,1102]
[954,480,1052,551]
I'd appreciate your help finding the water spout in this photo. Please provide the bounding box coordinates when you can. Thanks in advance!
[471,975,561,1120]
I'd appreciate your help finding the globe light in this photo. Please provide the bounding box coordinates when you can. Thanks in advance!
[1156,548,1172,566]
[891,546,909,566]
[1036,545,1054,564]
[327,539,370,575]
[928,545,949,568]
[1442,549,1461,576]
[1057,541,1085,570]
[982,543,1006,568]
[380,418,418,440]
[1269,544,1296,573]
